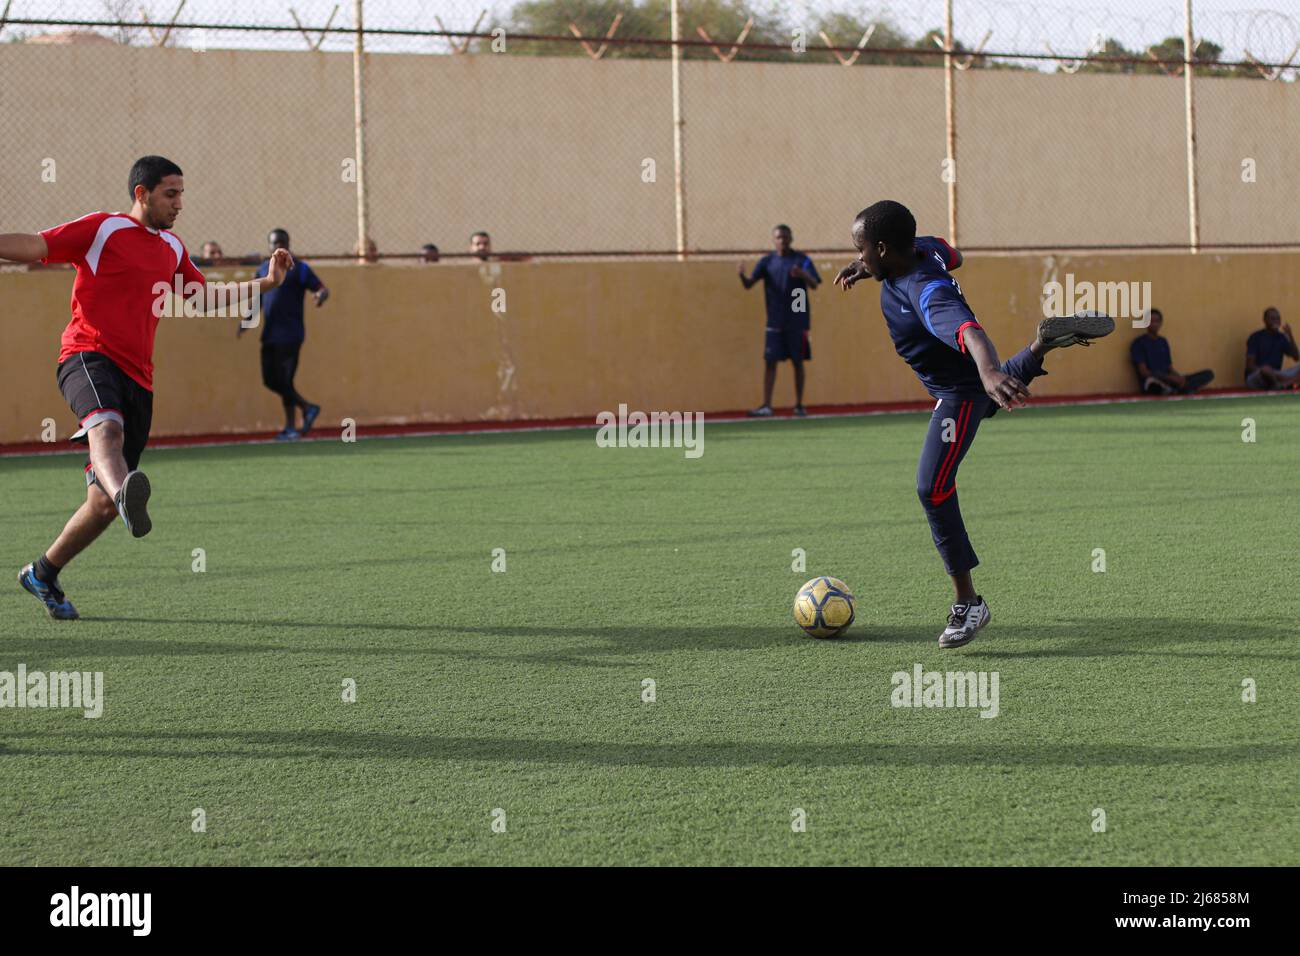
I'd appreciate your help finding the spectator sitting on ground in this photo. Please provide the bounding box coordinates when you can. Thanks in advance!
[1244,307,1300,390]
[1130,308,1214,395]
[421,243,440,264]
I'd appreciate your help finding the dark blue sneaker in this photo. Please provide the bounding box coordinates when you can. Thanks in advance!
[18,564,79,620]
[274,428,301,442]
[114,469,152,538]
[301,404,321,435]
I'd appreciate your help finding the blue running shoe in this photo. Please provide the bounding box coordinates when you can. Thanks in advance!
[301,404,321,435]
[18,564,79,620]
[274,428,301,441]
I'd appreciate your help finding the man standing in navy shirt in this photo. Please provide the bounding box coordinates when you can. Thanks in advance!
[248,228,329,440]
[738,225,821,417]
[835,200,1114,648]
[1244,307,1300,390]
[1129,309,1213,395]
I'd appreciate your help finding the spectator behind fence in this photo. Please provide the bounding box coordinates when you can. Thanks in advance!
[246,228,329,441]
[1129,308,1214,395]
[738,224,821,417]
[354,238,378,263]
[470,231,492,260]
[421,243,440,263]
[201,240,223,263]
[1244,307,1300,390]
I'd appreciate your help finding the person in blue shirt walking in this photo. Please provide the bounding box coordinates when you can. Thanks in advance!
[246,228,329,440]
[738,224,821,417]
[834,200,1114,648]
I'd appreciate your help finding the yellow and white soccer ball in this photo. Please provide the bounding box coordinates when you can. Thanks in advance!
[793,576,856,639]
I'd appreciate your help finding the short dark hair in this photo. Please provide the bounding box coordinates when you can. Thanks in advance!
[422,243,439,253]
[1150,308,1163,319]
[470,231,490,241]
[773,224,792,235]
[128,155,182,200]
[268,229,290,245]
[852,200,916,251]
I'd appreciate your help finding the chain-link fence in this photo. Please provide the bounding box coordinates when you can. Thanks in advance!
[2,0,1297,262]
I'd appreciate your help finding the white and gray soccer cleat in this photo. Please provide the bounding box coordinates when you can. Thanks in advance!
[1036,311,1115,351]
[938,596,990,649]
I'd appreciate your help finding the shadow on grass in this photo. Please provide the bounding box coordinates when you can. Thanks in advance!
[0,622,916,672]
[0,728,1293,768]
[5,616,1290,666]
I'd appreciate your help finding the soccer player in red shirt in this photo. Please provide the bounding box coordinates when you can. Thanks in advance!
[2,155,293,619]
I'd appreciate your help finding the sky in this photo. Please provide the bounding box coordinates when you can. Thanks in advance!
[6,0,1299,67]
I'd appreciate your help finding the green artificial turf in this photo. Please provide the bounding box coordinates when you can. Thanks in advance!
[1,396,1296,865]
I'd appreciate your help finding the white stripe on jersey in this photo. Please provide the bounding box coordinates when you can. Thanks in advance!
[84,215,139,275]
[159,231,185,272]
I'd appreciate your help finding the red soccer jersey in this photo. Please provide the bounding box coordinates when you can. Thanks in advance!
[41,211,206,391]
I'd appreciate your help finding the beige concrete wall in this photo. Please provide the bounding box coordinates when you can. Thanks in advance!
[2,252,1297,445]
[1194,76,1300,245]
[956,70,1189,247]
[680,61,949,251]
[0,44,358,255]
[365,54,678,255]
[2,44,1295,256]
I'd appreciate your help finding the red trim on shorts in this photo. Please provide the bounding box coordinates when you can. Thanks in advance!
[79,407,123,425]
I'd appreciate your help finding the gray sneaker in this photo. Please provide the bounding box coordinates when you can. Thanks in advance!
[747,405,773,417]
[938,596,990,648]
[115,470,152,538]
[1037,311,1115,350]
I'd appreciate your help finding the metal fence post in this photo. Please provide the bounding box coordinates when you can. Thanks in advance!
[944,0,958,246]
[670,0,688,261]
[353,0,372,261]
[1183,0,1200,253]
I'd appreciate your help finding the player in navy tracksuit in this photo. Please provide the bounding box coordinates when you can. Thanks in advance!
[835,200,1114,647]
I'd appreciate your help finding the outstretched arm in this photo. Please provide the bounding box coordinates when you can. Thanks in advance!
[0,233,49,263]
[225,249,297,331]
[964,327,1030,410]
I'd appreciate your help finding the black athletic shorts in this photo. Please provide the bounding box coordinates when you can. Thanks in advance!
[261,342,301,397]
[56,351,153,472]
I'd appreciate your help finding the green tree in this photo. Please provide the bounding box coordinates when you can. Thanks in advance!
[1069,34,1249,78]
[500,0,792,61]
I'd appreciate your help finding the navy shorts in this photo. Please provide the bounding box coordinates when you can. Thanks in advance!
[765,326,810,363]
